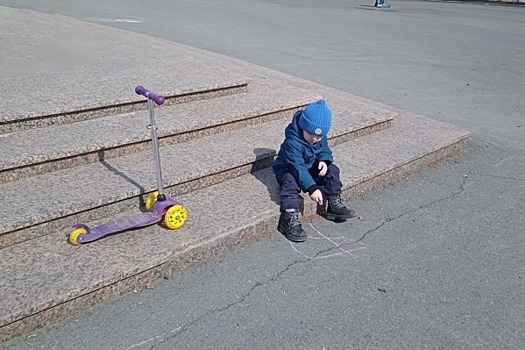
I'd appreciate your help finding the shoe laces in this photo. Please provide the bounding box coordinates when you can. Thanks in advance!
[330,196,345,209]
[289,212,301,227]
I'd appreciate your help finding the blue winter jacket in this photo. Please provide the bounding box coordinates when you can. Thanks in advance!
[272,111,334,193]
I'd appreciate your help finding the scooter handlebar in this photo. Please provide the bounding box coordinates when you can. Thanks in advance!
[135,86,165,106]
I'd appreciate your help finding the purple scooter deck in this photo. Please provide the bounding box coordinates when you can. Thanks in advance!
[74,198,179,244]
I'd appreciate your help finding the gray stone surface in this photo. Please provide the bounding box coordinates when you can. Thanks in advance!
[0,7,249,124]
[0,78,321,182]
[0,0,477,345]
[0,0,522,349]
[0,111,466,340]
[0,97,393,241]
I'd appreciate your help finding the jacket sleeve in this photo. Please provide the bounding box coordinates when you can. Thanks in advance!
[318,137,334,165]
[282,139,316,192]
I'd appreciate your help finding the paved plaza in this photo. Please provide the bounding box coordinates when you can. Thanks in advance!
[0,1,523,349]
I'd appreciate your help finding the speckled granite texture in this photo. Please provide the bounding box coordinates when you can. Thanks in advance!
[0,78,321,182]
[0,7,252,130]
[0,6,469,343]
[0,115,468,341]
[0,84,250,134]
[0,105,393,246]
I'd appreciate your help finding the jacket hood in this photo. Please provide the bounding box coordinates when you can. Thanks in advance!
[285,111,309,146]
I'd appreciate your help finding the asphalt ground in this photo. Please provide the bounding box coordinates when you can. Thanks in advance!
[1,0,524,349]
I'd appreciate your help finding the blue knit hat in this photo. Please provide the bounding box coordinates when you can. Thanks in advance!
[299,100,332,136]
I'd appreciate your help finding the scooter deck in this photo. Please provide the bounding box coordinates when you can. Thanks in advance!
[74,198,178,243]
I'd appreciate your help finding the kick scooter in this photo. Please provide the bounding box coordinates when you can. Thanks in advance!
[69,86,188,245]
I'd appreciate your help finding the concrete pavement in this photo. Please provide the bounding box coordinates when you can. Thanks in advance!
[0,0,523,349]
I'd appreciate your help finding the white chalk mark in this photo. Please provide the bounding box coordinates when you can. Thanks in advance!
[86,18,141,23]
[288,223,366,260]
[309,223,356,257]
[309,235,348,241]
[127,326,182,349]
[289,241,365,260]
[289,242,348,259]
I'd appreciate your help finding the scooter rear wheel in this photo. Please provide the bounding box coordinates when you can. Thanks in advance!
[145,191,159,212]
[70,227,87,246]
[165,205,188,229]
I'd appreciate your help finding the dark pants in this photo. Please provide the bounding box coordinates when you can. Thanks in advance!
[276,163,343,212]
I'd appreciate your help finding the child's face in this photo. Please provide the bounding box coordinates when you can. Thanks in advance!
[303,130,323,145]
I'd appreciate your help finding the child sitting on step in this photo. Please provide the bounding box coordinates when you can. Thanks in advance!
[272,100,357,243]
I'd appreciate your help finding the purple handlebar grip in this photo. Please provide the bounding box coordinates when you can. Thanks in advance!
[135,86,165,105]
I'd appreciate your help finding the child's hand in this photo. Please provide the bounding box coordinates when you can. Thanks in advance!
[310,189,323,205]
[318,161,328,176]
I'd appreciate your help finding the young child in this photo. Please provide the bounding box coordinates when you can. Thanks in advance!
[272,100,357,242]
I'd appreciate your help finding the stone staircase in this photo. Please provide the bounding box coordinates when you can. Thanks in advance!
[0,8,470,344]
[0,73,468,342]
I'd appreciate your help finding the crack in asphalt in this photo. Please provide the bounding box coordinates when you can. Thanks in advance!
[142,171,476,349]
[351,167,473,244]
[358,173,471,246]
[145,257,310,349]
[476,174,525,183]
[144,227,371,349]
[347,151,520,250]
[141,148,521,349]
[472,137,509,154]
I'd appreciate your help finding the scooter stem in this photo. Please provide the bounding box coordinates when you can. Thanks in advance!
[147,99,166,201]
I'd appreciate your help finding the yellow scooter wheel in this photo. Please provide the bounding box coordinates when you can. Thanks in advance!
[70,227,87,246]
[165,205,188,229]
[145,191,159,212]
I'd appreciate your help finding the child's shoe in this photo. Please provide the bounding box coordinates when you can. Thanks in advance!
[278,210,307,242]
[325,195,357,221]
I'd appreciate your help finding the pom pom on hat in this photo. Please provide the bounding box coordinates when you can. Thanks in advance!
[299,99,332,136]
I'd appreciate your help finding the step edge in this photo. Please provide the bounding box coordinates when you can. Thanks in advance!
[0,81,250,133]
[0,96,319,175]
[0,135,469,342]
[0,119,392,240]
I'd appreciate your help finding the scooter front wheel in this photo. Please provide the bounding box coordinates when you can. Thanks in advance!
[70,227,88,246]
[145,191,159,212]
[165,205,188,229]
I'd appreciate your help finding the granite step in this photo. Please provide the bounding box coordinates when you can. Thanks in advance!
[0,78,320,183]
[0,104,393,248]
[1,63,250,134]
[0,111,469,343]
[0,79,249,134]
